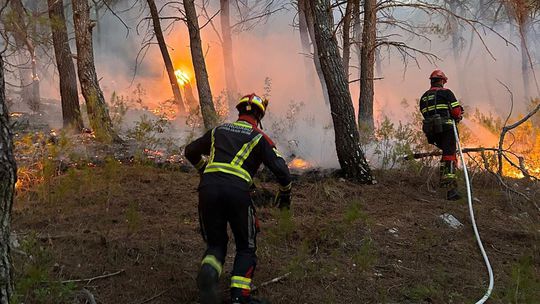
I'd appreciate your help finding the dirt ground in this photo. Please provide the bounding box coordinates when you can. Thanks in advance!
[12,164,540,304]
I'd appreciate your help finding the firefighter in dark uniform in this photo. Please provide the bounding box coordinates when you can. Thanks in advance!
[185,93,292,304]
[420,70,464,200]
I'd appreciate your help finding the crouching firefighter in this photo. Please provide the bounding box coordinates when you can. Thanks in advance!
[420,70,464,200]
[184,93,292,304]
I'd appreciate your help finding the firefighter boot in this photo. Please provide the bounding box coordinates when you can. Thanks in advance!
[197,264,220,304]
[440,160,461,201]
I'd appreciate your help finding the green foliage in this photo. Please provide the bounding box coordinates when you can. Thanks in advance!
[352,238,377,271]
[11,235,76,304]
[110,91,129,133]
[472,108,502,134]
[498,255,540,303]
[403,283,438,302]
[267,208,295,244]
[126,202,141,233]
[344,199,369,226]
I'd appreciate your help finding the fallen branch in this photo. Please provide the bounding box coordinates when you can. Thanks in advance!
[252,272,291,292]
[135,288,172,304]
[60,269,125,284]
[403,147,505,160]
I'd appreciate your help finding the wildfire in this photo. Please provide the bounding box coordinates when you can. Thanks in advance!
[288,158,311,170]
[175,69,190,86]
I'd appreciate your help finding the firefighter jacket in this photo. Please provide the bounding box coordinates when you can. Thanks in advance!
[185,115,292,192]
[419,86,462,125]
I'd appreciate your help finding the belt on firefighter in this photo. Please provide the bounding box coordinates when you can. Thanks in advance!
[230,276,252,290]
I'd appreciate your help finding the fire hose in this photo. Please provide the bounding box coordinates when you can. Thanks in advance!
[452,121,494,304]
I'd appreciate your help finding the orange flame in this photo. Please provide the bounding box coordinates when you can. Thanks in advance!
[288,158,311,170]
[175,69,190,86]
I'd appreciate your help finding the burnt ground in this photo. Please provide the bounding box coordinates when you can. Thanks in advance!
[12,164,540,304]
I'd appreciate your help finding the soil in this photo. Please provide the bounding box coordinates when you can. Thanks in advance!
[12,165,540,304]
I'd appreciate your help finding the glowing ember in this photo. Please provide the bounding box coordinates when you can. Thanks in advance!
[175,69,190,86]
[288,158,311,170]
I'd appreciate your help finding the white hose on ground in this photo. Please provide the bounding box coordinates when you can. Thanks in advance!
[452,121,494,304]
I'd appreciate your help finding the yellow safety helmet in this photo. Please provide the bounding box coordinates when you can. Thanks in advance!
[236,93,269,118]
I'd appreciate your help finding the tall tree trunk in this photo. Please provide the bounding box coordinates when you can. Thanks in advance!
[519,22,531,98]
[302,0,330,106]
[0,55,16,304]
[72,0,119,142]
[342,0,354,78]
[359,0,376,132]
[220,0,239,111]
[310,0,373,183]
[48,0,83,131]
[146,0,185,113]
[297,0,314,85]
[9,0,39,112]
[353,0,362,94]
[448,0,469,101]
[183,0,218,129]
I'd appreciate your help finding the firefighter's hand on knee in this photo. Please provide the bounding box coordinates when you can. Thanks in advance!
[274,190,291,210]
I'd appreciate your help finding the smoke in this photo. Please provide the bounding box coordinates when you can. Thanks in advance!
[17,1,540,168]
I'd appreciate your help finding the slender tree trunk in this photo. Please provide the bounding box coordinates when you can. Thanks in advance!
[146,0,185,113]
[9,0,39,112]
[519,22,531,98]
[342,0,354,78]
[310,0,373,183]
[72,0,119,142]
[298,0,314,85]
[183,0,218,129]
[0,55,16,304]
[359,0,376,132]
[48,0,83,131]
[303,0,330,106]
[448,0,469,101]
[353,0,362,94]
[220,0,239,111]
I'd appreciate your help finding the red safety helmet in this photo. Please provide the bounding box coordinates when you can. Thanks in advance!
[429,69,448,83]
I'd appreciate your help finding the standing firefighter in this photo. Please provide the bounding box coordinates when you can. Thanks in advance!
[420,70,464,200]
[185,93,292,304]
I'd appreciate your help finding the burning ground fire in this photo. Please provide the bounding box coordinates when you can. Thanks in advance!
[288,157,311,170]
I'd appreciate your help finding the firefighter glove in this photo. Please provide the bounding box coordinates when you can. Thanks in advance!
[274,189,291,210]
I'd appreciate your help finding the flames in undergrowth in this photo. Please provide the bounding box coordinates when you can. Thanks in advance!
[174,69,190,86]
[288,157,312,170]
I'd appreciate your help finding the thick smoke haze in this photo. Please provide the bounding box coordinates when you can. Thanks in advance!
[29,1,540,167]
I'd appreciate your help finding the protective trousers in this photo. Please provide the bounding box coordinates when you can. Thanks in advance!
[431,129,458,188]
[198,184,259,300]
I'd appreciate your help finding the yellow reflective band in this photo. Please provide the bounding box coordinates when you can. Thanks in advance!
[230,276,252,290]
[233,121,253,129]
[450,101,460,107]
[273,147,283,158]
[421,104,450,113]
[232,134,262,167]
[209,129,216,163]
[280,183,292,191]
[201,255,222,276]
[205,162,253,184]
[195,158,206,170]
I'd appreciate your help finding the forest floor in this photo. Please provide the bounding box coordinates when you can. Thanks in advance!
[11,162,540,304]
